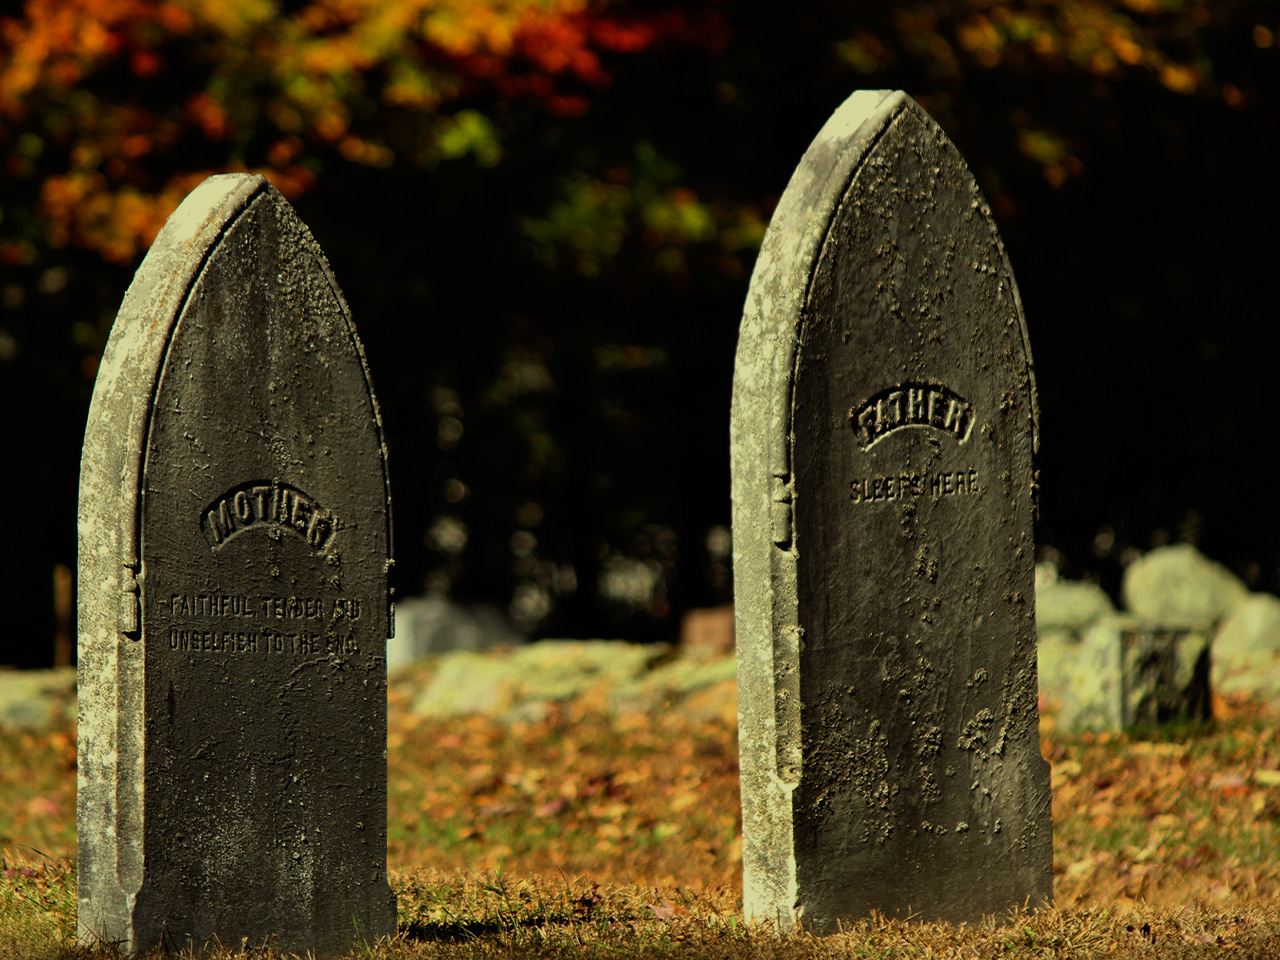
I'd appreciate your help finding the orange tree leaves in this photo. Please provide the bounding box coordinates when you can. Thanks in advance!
[0,0,1244,267]
[0,0,704,264]
[837,0,1248,189]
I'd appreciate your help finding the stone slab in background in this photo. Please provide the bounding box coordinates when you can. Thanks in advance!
[389,594,524,672]
[409,640,658,719]
[679,604,735,656]
[1122,543,1248,623]
[0,667,76,731]
[1036,629,1082,708]
[1057,618,1211,732]
[404,640,735,723]
[1034,571,1114,708]
[731,89,1051,930]
[77,174,396,956]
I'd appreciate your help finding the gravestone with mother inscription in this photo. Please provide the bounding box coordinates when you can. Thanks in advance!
[731,90,1052,930]
[78,174,397,955]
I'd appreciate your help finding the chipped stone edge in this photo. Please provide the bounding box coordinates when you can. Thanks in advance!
[731,89,901,930]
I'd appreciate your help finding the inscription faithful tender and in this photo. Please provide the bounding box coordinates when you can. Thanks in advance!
[164,593,364,657]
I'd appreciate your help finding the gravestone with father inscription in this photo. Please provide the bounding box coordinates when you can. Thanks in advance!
[78,174,396,955]
[731,91,1052,930]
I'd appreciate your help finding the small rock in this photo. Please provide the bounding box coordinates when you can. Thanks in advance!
[1121,544,1248,624]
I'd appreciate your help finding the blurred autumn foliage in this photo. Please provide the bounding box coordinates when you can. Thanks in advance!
[1,0,718,264]
[6,681,1280,912]
[2,0,1278,663]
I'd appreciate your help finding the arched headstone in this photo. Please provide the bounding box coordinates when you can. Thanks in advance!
[78,174,397,954]
[732,91,1052,929]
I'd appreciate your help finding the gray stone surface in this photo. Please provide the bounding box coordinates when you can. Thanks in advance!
[404,642,737,727]
[1121,543,1248,624]
[1036,576,1114,634]
[1058,618,1211,732]
[1035,628,1081,707]
[1055,618,1124,733]
[78,174,396,956]
[389,594,523,672]
[1212,592,1280,698]
[410,642,644,718]
[1034,573,1113,707]
[731,90,1051,930]
[0,667,76,730]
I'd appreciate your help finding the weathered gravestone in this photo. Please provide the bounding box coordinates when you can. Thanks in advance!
[731,90,1052,929]
[78,174,397,955]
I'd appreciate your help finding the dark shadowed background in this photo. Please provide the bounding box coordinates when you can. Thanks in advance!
[2,0,1277,668]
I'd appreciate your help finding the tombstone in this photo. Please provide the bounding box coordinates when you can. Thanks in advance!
[1058,618,1212,732]
[731,90,1052,930]
[78,174,397,955]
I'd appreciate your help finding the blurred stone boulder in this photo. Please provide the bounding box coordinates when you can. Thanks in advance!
[1212,592,1280,698]
[389,594,524,672]
[1121,543,1248,624]
[411,640,668,720]
[0,667,76,731]
[1036,628,1081,708]
[1056,618,1124,732]
[1036,573,1114,635]
[403,639,739,723]
[1035,567,1115,706]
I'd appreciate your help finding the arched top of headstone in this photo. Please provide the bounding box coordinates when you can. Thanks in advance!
[81,173,393,639]
[734,90,1037,471]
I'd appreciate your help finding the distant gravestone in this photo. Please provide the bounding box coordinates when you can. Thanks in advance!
[78,175,397,954]
[1058,618,1212,732]
[731,91,1052,929]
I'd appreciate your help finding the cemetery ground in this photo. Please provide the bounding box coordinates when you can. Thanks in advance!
[3,656,1280,958]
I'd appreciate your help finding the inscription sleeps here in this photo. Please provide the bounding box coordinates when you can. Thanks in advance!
[165,593,363,657]
[851,468,978,504]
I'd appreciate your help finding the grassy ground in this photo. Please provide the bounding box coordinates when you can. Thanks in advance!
[3,662,1279,958]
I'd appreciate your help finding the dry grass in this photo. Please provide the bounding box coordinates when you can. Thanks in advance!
[3,663,1280,958]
